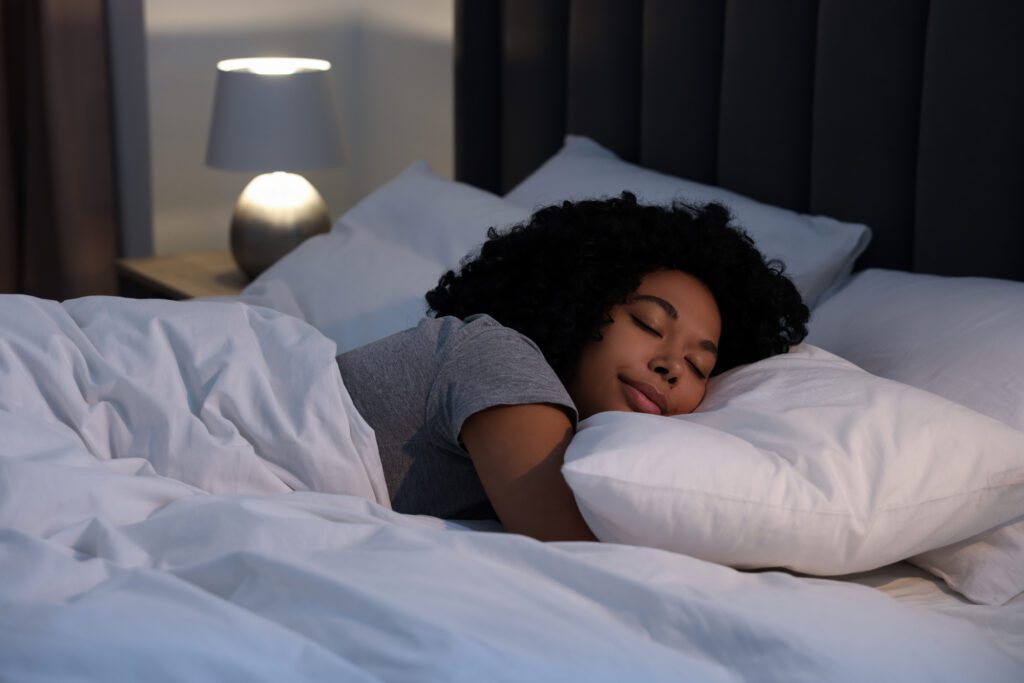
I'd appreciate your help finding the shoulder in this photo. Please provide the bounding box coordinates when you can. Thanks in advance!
[423,312,519,341]
[423,314,579,434]
[424,313,547,361]
[426,314,560,388]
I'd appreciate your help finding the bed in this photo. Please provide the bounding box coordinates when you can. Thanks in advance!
[2,1,1023,680]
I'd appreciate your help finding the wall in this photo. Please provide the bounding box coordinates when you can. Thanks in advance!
[145,0,453,256]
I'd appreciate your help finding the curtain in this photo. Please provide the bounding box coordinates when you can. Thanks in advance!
[0,0,119,299]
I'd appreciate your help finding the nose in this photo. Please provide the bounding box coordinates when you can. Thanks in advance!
[651,356,682,385]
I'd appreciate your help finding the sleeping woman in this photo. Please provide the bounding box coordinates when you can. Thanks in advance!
[336,192,808,542]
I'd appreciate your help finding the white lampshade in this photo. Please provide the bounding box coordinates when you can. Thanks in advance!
[206,57,343,172]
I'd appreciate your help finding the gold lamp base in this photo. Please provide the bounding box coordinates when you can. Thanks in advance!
[229,172,331,279]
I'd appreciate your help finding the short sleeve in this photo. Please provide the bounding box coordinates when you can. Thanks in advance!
[429,315,578,452]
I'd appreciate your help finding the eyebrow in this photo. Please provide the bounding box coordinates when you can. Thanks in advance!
[633,294,677,319]
[699,340,719,357]
[632,294,719,357]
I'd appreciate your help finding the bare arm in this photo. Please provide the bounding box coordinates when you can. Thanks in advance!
[460,403,597,542]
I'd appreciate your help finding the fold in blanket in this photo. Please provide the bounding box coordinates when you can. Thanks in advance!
[0,295,389,505]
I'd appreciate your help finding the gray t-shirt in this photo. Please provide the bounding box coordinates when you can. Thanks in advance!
[336,314,578,519]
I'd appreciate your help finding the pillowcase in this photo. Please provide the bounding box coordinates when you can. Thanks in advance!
[505,135,871,309]
[561,345,1024,590]
[235,161,531,354]
[236,230,443,354]
[334,159,530,270]
[807,269,1024,434]
[807,268,1024,605]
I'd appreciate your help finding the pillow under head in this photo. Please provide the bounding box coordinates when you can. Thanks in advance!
[808,268,1024,605]
[562,345,1024,589]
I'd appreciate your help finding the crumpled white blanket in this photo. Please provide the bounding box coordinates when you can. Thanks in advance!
[0,295,1021,682]
[0,295,389,505]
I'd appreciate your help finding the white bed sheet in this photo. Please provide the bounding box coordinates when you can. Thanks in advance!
[840,562,1024,664]
[2,295,1021,682]
[3,483,1022,683]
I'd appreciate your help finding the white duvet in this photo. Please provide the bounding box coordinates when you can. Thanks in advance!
[0,296,1020,682]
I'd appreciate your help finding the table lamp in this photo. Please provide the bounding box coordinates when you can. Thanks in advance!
[206,57,343,279]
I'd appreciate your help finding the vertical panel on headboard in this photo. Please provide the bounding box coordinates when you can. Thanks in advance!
[454,0,502,193]
[810,0,929,272]
[915,0,1024,279]
[501,0,569,192]
[565,0,644,163]
[455,0,1024,281]
[717,0,818,212]
[640,0,725,184]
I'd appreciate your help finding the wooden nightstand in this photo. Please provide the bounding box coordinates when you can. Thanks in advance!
[117,250,249,300]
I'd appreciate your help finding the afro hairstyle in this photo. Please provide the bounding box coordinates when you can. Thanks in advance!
[425,192,809,382]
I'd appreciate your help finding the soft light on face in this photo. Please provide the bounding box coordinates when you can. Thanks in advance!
[566,270,722,420]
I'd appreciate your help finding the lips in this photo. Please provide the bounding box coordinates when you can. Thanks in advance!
[619,377,667,415]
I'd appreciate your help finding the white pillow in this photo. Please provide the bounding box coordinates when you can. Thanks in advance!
[808,269,1024,605]
[236,161,531,354]
[237,230,441,354]
[562,345,1024,584]
[505,136,871,309]
[335,160,530,269]
[807,269,1024,434]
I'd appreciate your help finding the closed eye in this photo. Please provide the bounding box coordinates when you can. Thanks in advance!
[687,360,707,380]
[631,315,661,338]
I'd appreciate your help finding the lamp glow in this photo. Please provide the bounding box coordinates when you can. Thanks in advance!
[206,55,343,279]
[239,172,322,211]
[217,57,331,76]
[229,173,330,278]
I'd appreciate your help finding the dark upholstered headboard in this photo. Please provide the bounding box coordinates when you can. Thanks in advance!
[454,0,1024,280]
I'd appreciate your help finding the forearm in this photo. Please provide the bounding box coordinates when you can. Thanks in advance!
[460,403,598,543]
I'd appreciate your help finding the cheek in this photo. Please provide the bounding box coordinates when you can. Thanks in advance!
[668,382,707,416]
[575,335,617,375]
[684,384,709,413]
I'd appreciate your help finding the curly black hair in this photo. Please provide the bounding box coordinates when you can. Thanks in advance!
[425,192,808,382]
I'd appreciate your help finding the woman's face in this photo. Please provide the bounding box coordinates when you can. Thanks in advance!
[566,269,721,420]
